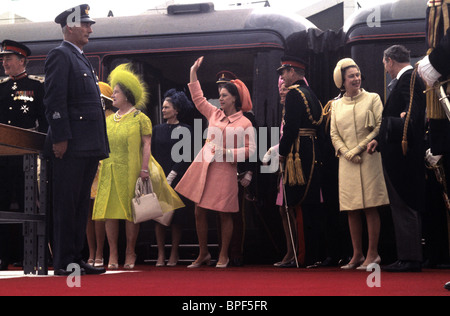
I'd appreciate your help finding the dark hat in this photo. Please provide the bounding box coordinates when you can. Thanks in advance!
[216,70,238,84]
[0,40,31,58]
[277,55,307,75]
[55,4,96,27]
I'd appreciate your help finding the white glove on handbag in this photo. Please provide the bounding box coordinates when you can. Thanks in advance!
[418,55,442,87]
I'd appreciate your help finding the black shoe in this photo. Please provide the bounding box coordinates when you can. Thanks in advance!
[445,282,450,291]
[382,260,422,272]
[54,267,86,276]
[78,261,106,275]
[0,259,8,271]
[278,260,298,268]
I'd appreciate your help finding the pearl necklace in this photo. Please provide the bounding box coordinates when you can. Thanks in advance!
[114,107,135,122]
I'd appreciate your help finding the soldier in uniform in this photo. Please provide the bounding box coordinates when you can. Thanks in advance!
[0,40,48,270]
[44,4,109,276]
[277,55,324,267]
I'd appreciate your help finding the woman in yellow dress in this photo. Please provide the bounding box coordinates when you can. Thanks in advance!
[93,64,184,269]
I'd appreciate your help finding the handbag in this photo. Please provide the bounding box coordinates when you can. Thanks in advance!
[153,210,174,227]
[131,177,163,224]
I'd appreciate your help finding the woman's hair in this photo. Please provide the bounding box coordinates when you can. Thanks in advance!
[221,82,242,111]
[341,65,359,86]
[117,82,135,106]
[163,89,194,122]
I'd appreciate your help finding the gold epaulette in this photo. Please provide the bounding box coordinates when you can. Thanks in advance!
[0,77,10,84]
[288,84,324,126]
[28,75,45,83]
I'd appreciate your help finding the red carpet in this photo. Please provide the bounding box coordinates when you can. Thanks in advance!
[0,265,448,297]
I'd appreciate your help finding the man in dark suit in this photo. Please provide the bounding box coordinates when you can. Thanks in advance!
[368,45,426,272]
[44,4,109,276]
[277,56,324,267]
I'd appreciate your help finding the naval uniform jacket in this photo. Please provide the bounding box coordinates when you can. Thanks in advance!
[377,68,427,212]
[43,41,109,159]
[279,79,323,207]
[0,73,48,132]
[428,27,450,155]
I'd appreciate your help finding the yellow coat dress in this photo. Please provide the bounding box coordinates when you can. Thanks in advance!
[93,110,184,222]
[330,89,389,211]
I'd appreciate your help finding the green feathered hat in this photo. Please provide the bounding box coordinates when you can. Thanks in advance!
[108,63,149,109]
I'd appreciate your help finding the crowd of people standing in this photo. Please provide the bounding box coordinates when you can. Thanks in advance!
[0,3,449,278]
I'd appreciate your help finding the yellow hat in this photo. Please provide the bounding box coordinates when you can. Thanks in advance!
[99,81,113,109]
[108,63,149,109]
[333,58,360,90]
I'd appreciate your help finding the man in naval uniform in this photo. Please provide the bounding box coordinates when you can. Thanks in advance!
[0,40,48,270]
[44,4,109,276]
[418,1,450,290]
[277,55,324,267]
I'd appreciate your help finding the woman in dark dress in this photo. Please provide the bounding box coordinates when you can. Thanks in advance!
[152,89,193,266]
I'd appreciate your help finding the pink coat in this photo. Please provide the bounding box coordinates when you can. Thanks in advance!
[175,81,256,212]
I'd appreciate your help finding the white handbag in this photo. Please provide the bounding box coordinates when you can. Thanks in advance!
[153,209,174,227]
[131,177,163,224]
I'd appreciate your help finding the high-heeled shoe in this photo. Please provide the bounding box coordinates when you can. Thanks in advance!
[274,256,295,267]
[187,253,211,268]
[94,259,104,267]
[108,263,119,270]
[356,256,381,271]
[216,258,229,268]
[341,257,365,270]
[167,256,179,267]
[124,253,137,270]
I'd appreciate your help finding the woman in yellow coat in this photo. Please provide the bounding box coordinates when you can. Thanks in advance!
[93,64,184,269]
[330,58,389,270]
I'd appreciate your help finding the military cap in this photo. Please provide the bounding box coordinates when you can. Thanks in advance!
[55,4,96,27]
[0,40,31,58]
[277,55,307,75]
[216,70,238,84]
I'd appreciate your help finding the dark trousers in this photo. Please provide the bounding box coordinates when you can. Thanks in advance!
[0,157,25,266]
[384,171,423,262]
[51,156,99,270]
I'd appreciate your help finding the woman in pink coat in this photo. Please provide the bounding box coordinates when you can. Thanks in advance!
[175,57,256,268]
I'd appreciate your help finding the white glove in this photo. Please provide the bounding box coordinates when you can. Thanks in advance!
[418,55,442,87]
[262,145,278,165]
[239,171,253,187]
[166,170,178,186]
[425,148,442,166]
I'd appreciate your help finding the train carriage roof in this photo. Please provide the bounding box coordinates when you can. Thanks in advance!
[344,0,428,44]
[0,7,317,44]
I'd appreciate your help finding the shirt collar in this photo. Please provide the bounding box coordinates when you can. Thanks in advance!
[396,65,413,80]
[64,40,83,55]
[221,110,243,123]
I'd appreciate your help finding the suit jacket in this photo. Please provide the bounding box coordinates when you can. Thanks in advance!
[43,41,109,159]
[378,68,426,211]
